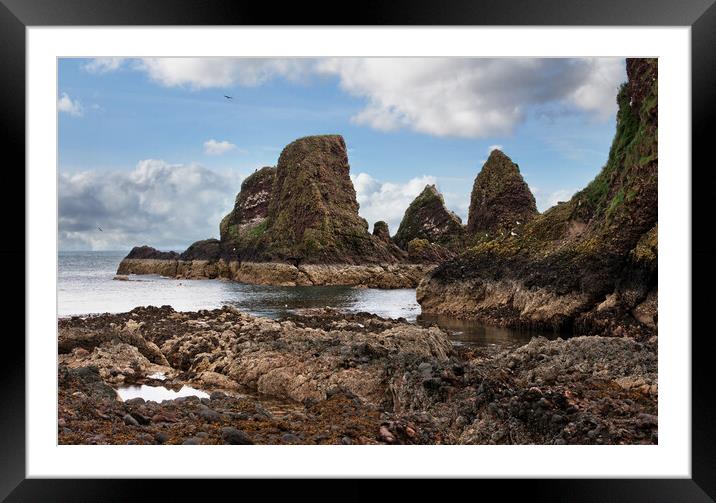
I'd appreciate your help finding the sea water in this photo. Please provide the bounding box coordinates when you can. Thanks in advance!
[58,251,551,347]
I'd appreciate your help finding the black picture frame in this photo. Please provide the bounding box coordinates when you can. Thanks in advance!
[2,0,714,500]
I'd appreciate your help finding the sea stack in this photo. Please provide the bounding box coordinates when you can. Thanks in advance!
[219,165,276,256]
[394,184,464,249]
[418,58,658,339]
[248,134,401,264]
[466,150,537,236]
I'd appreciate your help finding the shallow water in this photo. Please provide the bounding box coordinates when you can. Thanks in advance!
[418,314,556,349]
[58,251,420,319]
[59,251,557,348]
[115,384,209,402]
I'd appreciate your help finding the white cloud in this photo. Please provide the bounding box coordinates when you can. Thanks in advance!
[351,172,439,234]
[59,160,243,251]
[135,58,312,89]
[315,57,626,138]
[567,58,627,120]
[80,57,626,137]
[82,57,125,74]
[58,93,83,116]
[203,139,238,155]
[487,144,503,154]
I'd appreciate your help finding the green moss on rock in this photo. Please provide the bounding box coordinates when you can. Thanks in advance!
[467,150,538,236]
[234,135,404,264]
[394,184,464,249]
[428,58,658,306]
[219,166,276,254]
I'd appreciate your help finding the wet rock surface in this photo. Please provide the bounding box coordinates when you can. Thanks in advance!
[59,306,657,445]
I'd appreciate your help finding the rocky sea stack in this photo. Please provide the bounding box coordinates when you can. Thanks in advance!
[372,221,392,243]
[466,149,537,237]
[242,135,402,265]
[219,165,276,254]
[394,184,464,249]
[418,58,658,339]
[117,134,437,287]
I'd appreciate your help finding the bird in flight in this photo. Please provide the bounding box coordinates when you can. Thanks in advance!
[224,95,233,100]
[97,226,103,232]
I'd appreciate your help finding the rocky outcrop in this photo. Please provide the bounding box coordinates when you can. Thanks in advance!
[394,184,464,249]
[466,150,537,237]
[116,258,433,288]
[372,221,391,243]
[219,166,276,256]
[418,58,658,339]
[119,135,430,287]
[58,306,657,445]
[180,239,223,261]
[239,135,403,265]
[125,246,179,260]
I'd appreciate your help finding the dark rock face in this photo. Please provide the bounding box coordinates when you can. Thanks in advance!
[466,150,537,236]
[419,58,658,338]
[238,135,402,264]
[394,185,464,249]
[125,246,179,260]
[179,239,223,261]
[219,166,276,253]
[372,221,391,243]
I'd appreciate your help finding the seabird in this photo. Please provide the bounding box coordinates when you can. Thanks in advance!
[97,226,103,232]
[224,95,233,100]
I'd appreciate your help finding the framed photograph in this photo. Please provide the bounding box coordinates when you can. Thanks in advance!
[3,0,715,499]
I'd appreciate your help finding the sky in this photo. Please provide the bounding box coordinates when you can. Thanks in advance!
[58,57,627,251]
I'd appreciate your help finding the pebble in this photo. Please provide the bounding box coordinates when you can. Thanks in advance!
[123,414,140,426]
[154,432,168,444]
[198,408,221,423]
[379,425,396,443]
[221,427,254,445]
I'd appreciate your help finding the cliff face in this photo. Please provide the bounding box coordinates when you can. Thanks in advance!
[219,166,276,254]
[394,185,464,249]
[466,150,537,236]
[418,58,658,339]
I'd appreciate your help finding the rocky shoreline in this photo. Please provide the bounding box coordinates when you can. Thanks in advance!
[417,58,658,339]
[116,258,433,288]
[59,306,657,445]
